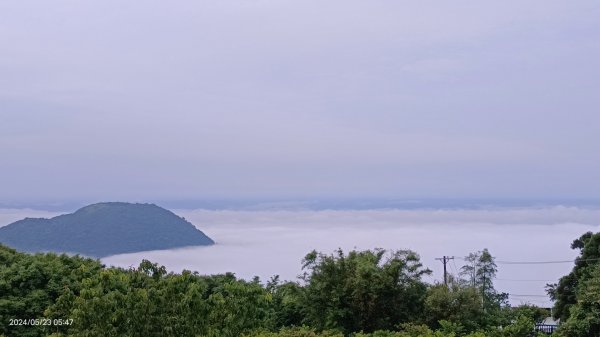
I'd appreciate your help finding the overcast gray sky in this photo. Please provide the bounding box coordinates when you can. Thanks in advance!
[1,1,599,204]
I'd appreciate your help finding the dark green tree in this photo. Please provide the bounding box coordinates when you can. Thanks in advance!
[266,276,305,329]
[459,249,508,328]
[44,261,271,337]
[507,304,549,325]
[424,280,484,332]
[0,244,102,337]
[555,265,600,337]
[299,248,431,334]
[547,231,600,321]
[460,249,498,296]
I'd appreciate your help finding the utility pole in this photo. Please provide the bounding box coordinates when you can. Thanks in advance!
[435,256,454,286]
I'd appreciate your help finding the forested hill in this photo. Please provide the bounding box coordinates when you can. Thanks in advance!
[0,202,214,257]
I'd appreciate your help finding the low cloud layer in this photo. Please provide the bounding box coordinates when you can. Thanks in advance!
[101,206,600,306]
[2,206,599,306]
[0,208,61,227]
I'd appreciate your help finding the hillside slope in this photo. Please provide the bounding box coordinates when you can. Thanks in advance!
[0,202,214,257]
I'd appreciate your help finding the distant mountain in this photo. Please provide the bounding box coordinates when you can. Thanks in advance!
[0,202,214,257]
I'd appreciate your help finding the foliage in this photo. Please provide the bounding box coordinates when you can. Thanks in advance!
[541,232,600,336]
[244,326,343,337]
[245,326,492,337]
[458,249,509,328]
[507,304,549,324]
[547,232,600,321]
[266,276,305,328]
[554,265,600,337]
[499,315,535,337]
[1,243,553,337]
[424,282,484,332]
[461,250,496,291]
[0,245,102,337]
[299,248,431,334]
[52,263,270,337]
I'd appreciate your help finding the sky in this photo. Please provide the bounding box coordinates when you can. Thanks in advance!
[1,1,600,204]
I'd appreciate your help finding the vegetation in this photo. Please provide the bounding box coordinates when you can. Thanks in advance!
[0,203,214,257]
[297,249,430,333]
[0,241,555,337]
[547,232,600,337]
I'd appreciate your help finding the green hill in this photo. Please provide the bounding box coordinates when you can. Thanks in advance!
[0,202,214,257]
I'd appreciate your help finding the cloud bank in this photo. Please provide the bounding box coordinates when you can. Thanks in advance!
[102,206,600,306]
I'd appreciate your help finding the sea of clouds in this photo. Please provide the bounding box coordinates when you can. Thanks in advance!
[3,206,600,306]
[110,206,600,306]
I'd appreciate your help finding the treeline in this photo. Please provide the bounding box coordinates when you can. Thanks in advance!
[546,232,600,337]
[1,243,551,337]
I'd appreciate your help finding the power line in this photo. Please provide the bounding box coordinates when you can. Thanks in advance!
[498,260,577,265]
[509,294,549,298]
[509,298,553,305]
[452,259,460,276]
[456,257,600,265]
[448,258,457,277]
[497,278,555,282]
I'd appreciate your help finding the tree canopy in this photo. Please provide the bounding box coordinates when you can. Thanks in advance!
[547,232,600,322]
[0,243,545,337]
[549,232,600,337]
